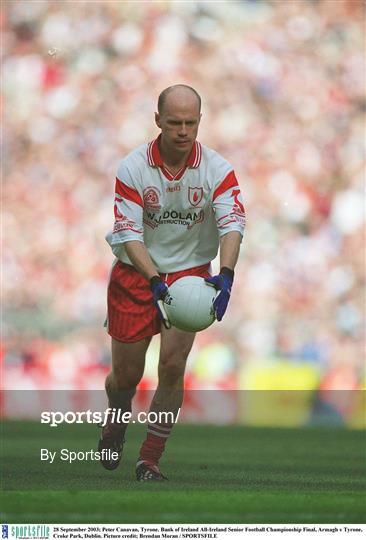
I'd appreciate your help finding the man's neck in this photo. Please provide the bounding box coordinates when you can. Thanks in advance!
[159,138,193,170]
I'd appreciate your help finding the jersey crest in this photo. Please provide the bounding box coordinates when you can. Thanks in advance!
[143,186,161,211]
[188,187,203,207]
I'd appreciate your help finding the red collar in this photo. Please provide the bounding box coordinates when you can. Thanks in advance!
[147,135,202,169]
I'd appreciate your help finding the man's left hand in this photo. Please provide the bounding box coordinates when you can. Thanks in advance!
[205,267,234,321]
[150,276,172,329]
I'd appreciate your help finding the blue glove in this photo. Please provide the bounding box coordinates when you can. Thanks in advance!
[150,276,171,329]
[205,267,234,322]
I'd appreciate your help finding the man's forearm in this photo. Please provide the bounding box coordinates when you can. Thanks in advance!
[219,231,242,271]
[124,240,159,280]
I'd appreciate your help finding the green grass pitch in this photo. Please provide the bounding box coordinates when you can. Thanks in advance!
[1,421,365,523]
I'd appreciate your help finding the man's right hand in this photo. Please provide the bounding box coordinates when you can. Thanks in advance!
[150,276,171,329]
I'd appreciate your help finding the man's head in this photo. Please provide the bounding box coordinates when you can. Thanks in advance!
[155,85,202,158]
[157,85,201,116]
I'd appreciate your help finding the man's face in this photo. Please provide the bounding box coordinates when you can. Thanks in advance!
[155,92,201,155]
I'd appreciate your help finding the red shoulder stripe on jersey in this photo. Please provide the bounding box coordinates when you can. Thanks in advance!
[115,178,143,208]
[213,170,239,201]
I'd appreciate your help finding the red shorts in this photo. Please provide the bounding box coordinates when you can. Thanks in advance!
[107,261,211,343]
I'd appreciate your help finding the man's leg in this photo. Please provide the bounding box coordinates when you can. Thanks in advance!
[136,326,195,480]
[99,336,150,470]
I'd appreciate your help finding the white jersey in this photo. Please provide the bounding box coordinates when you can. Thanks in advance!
[106,136,246,273]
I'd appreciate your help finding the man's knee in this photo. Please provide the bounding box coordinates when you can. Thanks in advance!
[109,337,149,389]
[159,350,189,385]
[110,363,142,389]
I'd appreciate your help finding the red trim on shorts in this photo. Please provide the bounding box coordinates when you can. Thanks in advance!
[107,262,211,343]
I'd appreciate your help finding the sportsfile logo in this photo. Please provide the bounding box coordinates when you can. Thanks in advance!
[41,408,180,427]
[8,525,50,539]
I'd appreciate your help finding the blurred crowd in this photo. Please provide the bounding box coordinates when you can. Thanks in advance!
[2,0,364,391]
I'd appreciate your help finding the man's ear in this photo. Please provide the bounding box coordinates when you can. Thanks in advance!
[155,112,161,128]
